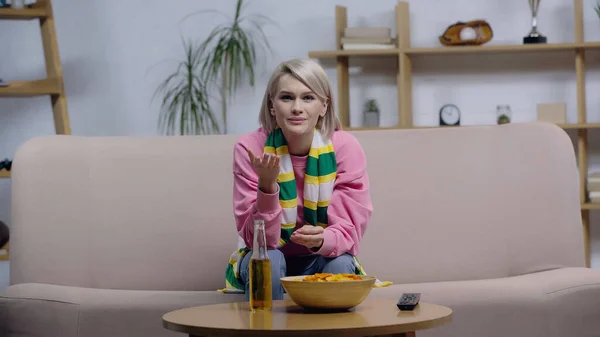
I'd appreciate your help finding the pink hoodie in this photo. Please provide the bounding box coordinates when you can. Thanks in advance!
[232,128,373,258]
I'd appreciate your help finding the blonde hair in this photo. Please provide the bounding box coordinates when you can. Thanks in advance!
[259,58,342,140]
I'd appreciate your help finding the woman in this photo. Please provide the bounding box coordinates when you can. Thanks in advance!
[227,58,372,300]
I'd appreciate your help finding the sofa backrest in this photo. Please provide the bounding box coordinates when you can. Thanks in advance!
[9,122,585,291]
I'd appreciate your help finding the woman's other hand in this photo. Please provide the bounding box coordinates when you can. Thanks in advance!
[291,224,324,250]
[248,149,280,194]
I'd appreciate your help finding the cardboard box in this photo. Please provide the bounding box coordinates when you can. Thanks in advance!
[537,103,566,123]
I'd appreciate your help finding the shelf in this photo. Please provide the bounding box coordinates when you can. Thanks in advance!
[0,170,9,179]
[0,78,61,97]
[315,0,595,268]
[347,126,400,131]
[0,7,48,20]
[308,42,600,59]
[0,242,9,261]
[308,49,401,58]
[582,203,600,210]
[557,123,600,129]
[347,123,600,131]
[405,42,600,56]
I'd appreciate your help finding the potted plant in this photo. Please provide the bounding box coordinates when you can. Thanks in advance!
[154,39,220,135]
[154,0,274,135]
[363,99,380,127]
[496,105,512,124]
[595,0,600,19]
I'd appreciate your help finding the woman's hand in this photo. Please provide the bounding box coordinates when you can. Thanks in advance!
[248,149,280,194]
[291,225,324,250]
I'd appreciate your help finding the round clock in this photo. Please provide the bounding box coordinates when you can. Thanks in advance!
[439,104,460,126]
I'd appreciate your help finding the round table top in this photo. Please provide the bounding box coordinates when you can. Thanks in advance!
[162,300,452,337]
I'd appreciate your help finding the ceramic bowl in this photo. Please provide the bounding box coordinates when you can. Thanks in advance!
[280,275,377,310]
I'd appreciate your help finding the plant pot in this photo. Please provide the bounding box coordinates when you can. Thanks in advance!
[496,105,512,124]
[363,110,379,127]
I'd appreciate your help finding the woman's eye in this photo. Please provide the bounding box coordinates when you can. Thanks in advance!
[281,95,292,101]
[303,95,315,101]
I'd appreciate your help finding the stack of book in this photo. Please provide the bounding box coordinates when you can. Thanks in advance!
[341,27,396,50]
[588,172,600,203]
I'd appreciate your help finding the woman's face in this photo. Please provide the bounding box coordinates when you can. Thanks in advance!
[270,74,327,138]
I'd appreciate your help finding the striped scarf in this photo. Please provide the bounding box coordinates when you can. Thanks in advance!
[264,127,337,248]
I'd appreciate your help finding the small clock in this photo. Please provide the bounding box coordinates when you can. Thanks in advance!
[439,104,460,126]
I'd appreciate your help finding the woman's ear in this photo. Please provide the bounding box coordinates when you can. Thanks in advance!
[321,99,328,117]
[269,97,276,116]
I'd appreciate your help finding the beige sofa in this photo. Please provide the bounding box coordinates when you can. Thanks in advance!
[1,122,600,337]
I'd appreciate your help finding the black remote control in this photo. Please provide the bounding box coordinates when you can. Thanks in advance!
[397,293,421,311]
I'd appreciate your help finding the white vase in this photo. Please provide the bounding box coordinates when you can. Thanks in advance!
[12,0,25,9]
[363,110,379,127]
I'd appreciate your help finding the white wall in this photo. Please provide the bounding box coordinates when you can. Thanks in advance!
[1,0,600,288]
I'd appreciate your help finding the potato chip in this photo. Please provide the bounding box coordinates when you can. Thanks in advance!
[302,273,363,282]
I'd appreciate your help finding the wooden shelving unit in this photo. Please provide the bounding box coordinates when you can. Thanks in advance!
[0,0,70,138]
[0,243,9,261]
[0,170,9,179]
[0,0,71,260]
[0,7,47,20]
[309,0,596,267]
[0,78,62,97]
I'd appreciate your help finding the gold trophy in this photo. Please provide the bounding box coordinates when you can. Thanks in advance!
[524,0,547,44]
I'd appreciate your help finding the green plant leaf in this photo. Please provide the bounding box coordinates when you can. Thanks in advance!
[153,38,220,135]
[154,0,276,135]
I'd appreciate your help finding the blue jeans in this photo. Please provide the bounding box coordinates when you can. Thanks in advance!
[239,249,356,301]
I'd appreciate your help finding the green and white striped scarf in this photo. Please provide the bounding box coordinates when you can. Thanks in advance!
[265,127,337,247]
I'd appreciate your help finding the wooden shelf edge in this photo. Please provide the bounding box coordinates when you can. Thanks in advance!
[309,42,600,59]
[0,243,8,261]
[582,203,600,210]
[0,170,10,179]
[0,78,62,97]
[0,7,48,20]
[347,126,401,131]
[345,123,600,131]
[557,123,600,129]
[309,49,400,58]
[405,42,600,55]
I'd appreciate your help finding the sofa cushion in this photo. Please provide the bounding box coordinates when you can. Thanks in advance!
[369,267,600,337]
[0,283,243,337]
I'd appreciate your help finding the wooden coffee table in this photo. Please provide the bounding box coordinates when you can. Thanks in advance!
[162,299,452,337]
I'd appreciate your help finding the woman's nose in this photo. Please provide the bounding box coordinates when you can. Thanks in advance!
[291,100,303,114]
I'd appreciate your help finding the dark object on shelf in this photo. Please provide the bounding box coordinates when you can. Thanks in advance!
[0,220,8,249]
[439,20,493,46]
[0,158,12,171]
[524,35,547,44]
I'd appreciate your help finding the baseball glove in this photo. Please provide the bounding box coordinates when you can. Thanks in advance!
[439,20,493,46]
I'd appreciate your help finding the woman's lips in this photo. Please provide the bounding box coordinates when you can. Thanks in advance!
[288,118,306,125]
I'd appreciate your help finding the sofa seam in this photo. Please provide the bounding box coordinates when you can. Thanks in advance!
[545,283,600,295]
[0,295,79,305]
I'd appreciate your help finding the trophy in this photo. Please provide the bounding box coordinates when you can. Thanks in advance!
[524,0,547,44]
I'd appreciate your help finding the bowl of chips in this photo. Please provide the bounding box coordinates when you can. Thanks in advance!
[280,273,377,310]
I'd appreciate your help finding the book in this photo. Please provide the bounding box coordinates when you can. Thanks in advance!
[341,36,394,44]
[344,27,391,38]
[342,43,395,50]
